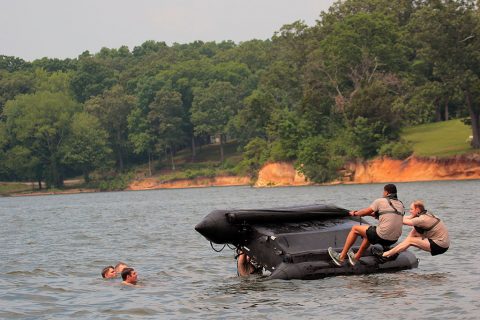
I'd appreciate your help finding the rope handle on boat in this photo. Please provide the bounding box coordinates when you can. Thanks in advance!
[210,241,226,252]
[210,241,237,253]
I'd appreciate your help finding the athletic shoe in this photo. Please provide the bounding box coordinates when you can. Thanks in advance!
[328,247,343,266]
[371,246,383,257]
[371,246,388,264]
[347,248,357,266]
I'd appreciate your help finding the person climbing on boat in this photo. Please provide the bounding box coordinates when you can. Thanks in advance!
[328,184,405,266]
[382,200,449,258]
[236,249,262,277]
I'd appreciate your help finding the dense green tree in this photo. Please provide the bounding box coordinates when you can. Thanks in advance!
[0,55,31,72]
[70,56,116,102]
[231,89,275,143]
[238,137,269,178]
[3,146,42,186]
[62,113,111,182]
[409,0,480,148]
[85,85,136,170]
[266,108,308,161]
[31,57,77,72]
[0,70,35,112]
[148,89,186,170]
[3,92,81,187]
[297,136,342,183]
[132,40,169,57]
[317,12,406,96]
[191,81,240,162]
[1,0,479,186]
[215,39,272,72]
[33,69,73,94]
[128,107,155,176]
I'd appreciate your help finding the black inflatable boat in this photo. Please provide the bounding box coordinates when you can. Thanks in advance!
[195,204,418,280]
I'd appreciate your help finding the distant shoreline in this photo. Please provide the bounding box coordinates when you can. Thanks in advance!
[5,155,480,197]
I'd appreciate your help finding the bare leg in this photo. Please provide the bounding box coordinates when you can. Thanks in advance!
[355,237,371,260]
[383,236,431,257]
[340,225,369,260]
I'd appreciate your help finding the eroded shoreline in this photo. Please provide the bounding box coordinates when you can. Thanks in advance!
[7,155,480,196]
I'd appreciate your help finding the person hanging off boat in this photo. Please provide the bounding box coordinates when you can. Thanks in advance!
[328,184,404,266]
[381,200,450,258]
[236,248,262,276]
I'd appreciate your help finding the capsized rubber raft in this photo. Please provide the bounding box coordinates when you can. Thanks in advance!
[195,204,418,280]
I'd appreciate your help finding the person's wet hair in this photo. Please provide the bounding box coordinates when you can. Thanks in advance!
[115,262,128,272]
[121,267,134,281]
[101,266,114,278]
[384,184,397,194]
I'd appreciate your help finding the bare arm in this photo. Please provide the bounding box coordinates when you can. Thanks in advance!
[237,252,253,277]
[402,215,415,226]
[349,207,374,217]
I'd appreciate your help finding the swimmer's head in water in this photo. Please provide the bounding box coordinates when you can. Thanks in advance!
[121,267,138,285]
[101,266,116,279]
[115,262,128,274]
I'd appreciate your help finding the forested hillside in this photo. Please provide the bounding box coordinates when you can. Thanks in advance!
[1,0,479,189]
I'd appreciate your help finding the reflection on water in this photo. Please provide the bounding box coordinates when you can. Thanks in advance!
[0,181,480,319]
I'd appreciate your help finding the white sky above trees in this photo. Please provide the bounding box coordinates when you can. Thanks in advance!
[0,0,335,61]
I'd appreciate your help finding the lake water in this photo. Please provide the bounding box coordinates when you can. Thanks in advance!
[0,181,479,319]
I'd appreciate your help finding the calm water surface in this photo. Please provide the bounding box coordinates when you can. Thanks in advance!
[1,181,479,319]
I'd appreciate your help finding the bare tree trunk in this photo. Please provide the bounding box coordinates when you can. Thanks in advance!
[444,97,449,121]
[435,101,442,122]
[116,130,124,171]
[191,136,196,162]
[50,158,64,188]
[466,90,480,148]
[170,147,175,171]
[148,151,152,176]
[83,170,90,183]
[220,134,224,163]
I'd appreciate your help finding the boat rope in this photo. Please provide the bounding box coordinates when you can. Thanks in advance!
[210,241,226,252]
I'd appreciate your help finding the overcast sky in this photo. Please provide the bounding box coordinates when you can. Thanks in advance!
[0,0,336,61]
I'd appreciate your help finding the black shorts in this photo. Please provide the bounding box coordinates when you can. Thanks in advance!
[366,226,397,248]
[428,239,448,256]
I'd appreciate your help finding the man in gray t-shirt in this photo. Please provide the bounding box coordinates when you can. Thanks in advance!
[328,184,404,267]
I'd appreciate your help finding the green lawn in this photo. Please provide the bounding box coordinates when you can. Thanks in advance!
[401,119,474,157]
[0,182,35,195]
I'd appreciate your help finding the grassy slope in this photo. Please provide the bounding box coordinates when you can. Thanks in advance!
[132,140,244,181]
[401,119,473,157]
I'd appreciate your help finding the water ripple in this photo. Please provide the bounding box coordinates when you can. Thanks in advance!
[0,181,479,319]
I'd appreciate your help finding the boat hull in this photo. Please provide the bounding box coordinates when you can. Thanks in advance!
[195,204,418,280]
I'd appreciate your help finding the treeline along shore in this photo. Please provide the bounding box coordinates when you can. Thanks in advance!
[1,0,480,195]
[6,154,480,197]
[128,155,480,190]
